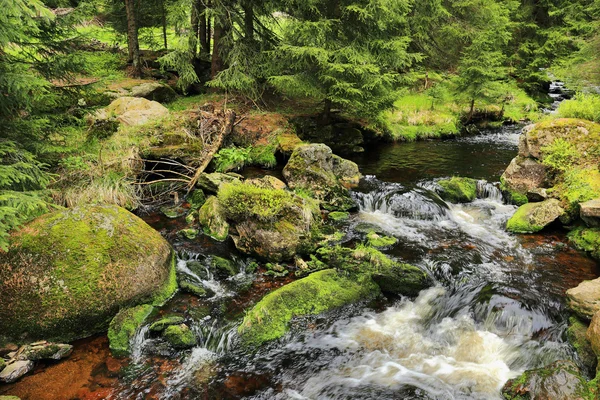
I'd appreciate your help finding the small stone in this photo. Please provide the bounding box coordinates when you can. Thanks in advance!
[179,281,208,297]
[178,229,199,240]
[0,344,17,357]
[20,343,73,361]
[163,324,197,349]
[149,316,185,332]
[160,205,187,219]
[0,360,34,383]
[198,196,229,241]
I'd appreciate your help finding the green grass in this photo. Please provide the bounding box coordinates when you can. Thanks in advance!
[77,24,179,51]
[558,93,600,123]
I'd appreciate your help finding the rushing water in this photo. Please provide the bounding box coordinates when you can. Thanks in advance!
[2,119,598,400]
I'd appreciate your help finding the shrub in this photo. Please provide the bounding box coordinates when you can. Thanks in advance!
[558,93,600,123]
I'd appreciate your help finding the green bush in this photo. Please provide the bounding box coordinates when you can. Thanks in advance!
[541,138,580,172]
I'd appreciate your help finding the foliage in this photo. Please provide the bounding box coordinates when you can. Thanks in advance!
[558,93,600,123]
[541,138,580,172]
[218,181,295,222]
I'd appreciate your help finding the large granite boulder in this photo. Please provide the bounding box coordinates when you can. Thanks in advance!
[506,199,564,233]
[130,82,177,103]
[580,199,600,227]
[283,144,361,211]
[0,205,176,344]
[501,156,549,195]
[91,97,169,127]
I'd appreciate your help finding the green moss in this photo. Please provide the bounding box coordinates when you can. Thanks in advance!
[187,190,206,210]
[218,182,296,222]
[437,177,478,203]
[149,316,185,332]
[555,168,600,216]
[211,256,239,277]
[248,144,277,168]
[151,253,178,306]
[160,205,187,219]
[178,229,199,240]
[506,200,563,234]
[277,132,304,154]
[506,203,545,233]
[179,281,207,297]
[163,324,197,348]
[366,231,398,248]
[567,316,597,373]
[328,212,350,222]
[198,196,229,241]
[500,176,529,206]
[238,269,379,346]
[0,358,5,372]
[108,304,154,357]
[0,205,174,343]
[568,227,600,260]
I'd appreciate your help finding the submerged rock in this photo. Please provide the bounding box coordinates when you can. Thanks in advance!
[238,269,379,346]
[502,360,589,400]
[0,205,176,344]
[506,199,564,233]
[218,181,320,261]
[437,177,478,203]
[0,360,34,383]
[198,196,230,241]
[567,278,600,320]
[149,316,185,332]
[163,324,196,349]
[108,304,154,357]
[283,143,361,211]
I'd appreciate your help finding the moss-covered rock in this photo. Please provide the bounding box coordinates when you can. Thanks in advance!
[108,304,154,357]
[502,360,590,400]
[218,181,320,261]
[328,211,350,222]
[198,196,229,241]
[366,231,398,248]
[245,176,287,191]
[0,205,176,344]
[160,205,187,219]
[277,132,303,154]
[501,156,549,197]
[178,229,199,240]
[282,144,361,211]
[187,189,206,210]
[437,177,478,203]
[211,256,239,278]
[506,199,564,233]
[569,227,600,260]
[163,324,197,348]
[179,281,208,297]
[197,172,241,194]
[238,269,379,346]
[587,311,600,360]
[149,316,185,332]
[91,97,169,127]
[567,316,597,374]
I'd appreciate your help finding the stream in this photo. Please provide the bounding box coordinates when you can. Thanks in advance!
[2,105,599,400]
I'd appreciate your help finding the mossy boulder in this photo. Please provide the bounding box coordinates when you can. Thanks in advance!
[568,227,600,260]
[506,199,564,233]
[328,211,350,222]
[567,316,597,374]
[198,196,230,241]
[149,316,185,332]
[179,281,208,297]
[0,205,176,344]
[501,156,549,196]
[211,256,239,278]
[238,269,379,346]
[245,176,287,191]
[366,231,398,248]
[197,172,241,194]
[108,304,154,357]
[218,181,320,261]
[277,132,303,154]
[187,189,206,210]
[282,144,361,211]
[92,97,169,127]
[437,177,478,203]
[502,360,590,400]
[130,82,177,103]
[163,324,196,348]
[567,278,600,320]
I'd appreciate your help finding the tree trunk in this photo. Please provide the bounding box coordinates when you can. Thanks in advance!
[199,2,209,55]
[211,14,228,79]
[243,1,254,40]
[320,98,332,124]
[161,0,168,50]
[190,0,199,57]
[468,99,475,122]
[124,0,141,77]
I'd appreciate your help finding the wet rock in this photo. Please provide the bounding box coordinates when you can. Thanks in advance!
[178,228,199,240]
[197,172,241,194]
[108,304,154,357]
[198,196,230,241]
[506,199,564,233]
[580,199,600,227]
[160,205,187,219]
[366,231,398,248]
[283,143,361,211]
[501,156,549,195]
[163,324,197,349]
[238,269,379,346]
[130,82,177,103]
[502,360,589,400]
[211,256,239,278]
[149,316,185,332]
[218,181,320,261]
[0,205,176,344]
[187,189,206,210]
[567,316,597,374]
[328,211,350,222]
[0,360,34,383]
[567,278,600,320]
[179,281,208,297]
[568,227,600,261]
[90,97,169,127]
[18,342,73,361]
[437,177,478,203]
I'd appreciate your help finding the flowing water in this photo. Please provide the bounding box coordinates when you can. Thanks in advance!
[2,109,598,399]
